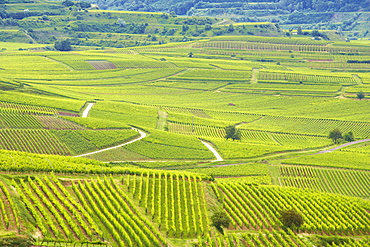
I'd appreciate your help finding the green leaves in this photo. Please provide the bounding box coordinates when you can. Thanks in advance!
[279,209,304,229]
[224,125,241,141]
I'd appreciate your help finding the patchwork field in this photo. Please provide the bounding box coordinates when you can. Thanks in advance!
[0,20,369,246]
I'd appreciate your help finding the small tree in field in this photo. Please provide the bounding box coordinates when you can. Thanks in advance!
[297,26,303,35]
[357,91,365,100]
[328,128,343,144]
[211,211,230,234]
[343,131,354,142]
[225,125,241,141]
[279,209,304,229]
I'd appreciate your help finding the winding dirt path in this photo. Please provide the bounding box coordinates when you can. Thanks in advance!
[201,140,223,162]
[209,138,370,167]
[82,103,94,118]
[313,139,370,154]
[74,128,147,158]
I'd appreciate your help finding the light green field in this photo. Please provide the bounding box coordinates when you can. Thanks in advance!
[1,30,370,246]
[0,42,48,51]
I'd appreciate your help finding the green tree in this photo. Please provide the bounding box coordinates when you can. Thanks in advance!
[54,40,71,51]
[227,24,234,32]
[211,211,230,233]
[225,125,241,141]
[62,0,74,7]
[328,128,343,144]
[76,1,91,9]
[357,91,365,100]
[343,131,354,142]
[181,25,189,33]
[279,209,304,229]
[297,26,303,35]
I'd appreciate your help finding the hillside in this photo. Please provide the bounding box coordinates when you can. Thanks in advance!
[0,1,370,246]
[81,0,370,36]
[0,151,368,246]
[0,0,284,48]
[82,0,370,15]
[1,32,370,245]
[1,0,370,47]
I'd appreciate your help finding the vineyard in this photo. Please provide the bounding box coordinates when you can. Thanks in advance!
[1,16,370,246]
[279,164,370,199]
[52,129,139,155]
[214,183,370,234]
[72,177,167,247]
[125,173,209,238]
[258,71,356,84]
[0,129,71,155]
[167,121,332,150]
[0,157,367,246]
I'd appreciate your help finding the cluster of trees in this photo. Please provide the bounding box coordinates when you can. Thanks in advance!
[347,60,370,64]
[62,0,91,9]
[70,22,148,34]
[224,125,241,141]
[81,0,370,15]
[54,39,71,51]
[0,9,59,20]
[0,17,19,26]
[328,129,355,144]
[278,0,370,12]
[286,12,333,25]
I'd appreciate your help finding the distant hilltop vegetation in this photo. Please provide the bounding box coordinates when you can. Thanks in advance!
[83,0,370,16]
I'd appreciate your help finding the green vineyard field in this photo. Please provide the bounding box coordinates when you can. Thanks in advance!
[1,11,370,246]
[279,165,370,199]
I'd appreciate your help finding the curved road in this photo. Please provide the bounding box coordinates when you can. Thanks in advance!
[313,139,370,154]
[201,140,223,162]
[74,128,147,158]
[211,138,370,167]
[82,103,94,118]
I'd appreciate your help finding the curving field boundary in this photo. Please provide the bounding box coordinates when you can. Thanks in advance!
[313,139,370,154]
[82,103,94,118]
[74,128,147,157]
[201,140,223,162]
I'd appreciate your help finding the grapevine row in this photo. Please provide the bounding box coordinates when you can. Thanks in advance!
[126,172,209,237]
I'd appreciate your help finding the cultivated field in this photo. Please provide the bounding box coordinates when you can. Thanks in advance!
[0,17,369,246]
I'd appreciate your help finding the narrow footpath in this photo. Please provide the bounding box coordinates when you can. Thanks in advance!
[201,140,223,162]
[82,103,94,118]
[209,138,370,167]
[313,139,370,154]
[74,128,147,158]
